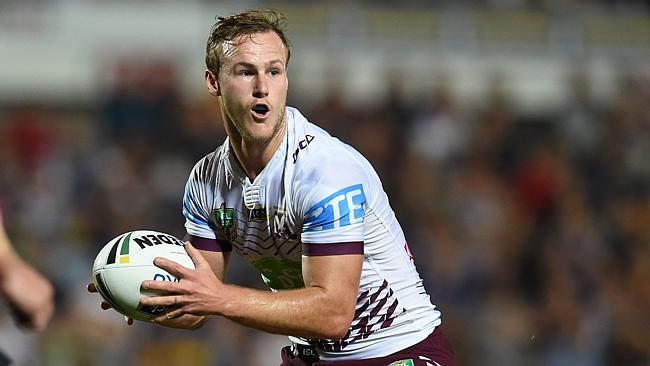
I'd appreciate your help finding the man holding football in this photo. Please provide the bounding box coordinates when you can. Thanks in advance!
[92,9,454,365]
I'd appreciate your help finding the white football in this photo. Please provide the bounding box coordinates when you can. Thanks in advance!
[92,230,195,321]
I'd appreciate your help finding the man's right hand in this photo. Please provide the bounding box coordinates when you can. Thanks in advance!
[87,282,208,329]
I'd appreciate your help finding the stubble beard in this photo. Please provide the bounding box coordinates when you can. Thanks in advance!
[223,103,286,147]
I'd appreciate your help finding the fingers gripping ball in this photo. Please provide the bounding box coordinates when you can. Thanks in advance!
[91,230,195,322]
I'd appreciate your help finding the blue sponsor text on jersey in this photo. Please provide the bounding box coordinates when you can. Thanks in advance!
[303,184,366,232]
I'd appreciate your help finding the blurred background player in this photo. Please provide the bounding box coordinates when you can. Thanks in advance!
[0,207,54,365]
[0,209,54,332]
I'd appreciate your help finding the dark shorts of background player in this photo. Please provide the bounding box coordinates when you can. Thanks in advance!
[280,327,455,366]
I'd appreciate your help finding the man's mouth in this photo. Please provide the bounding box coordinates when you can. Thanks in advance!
[252,104,270,118]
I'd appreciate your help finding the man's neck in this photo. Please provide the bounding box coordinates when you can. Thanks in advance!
[228,122,286,182]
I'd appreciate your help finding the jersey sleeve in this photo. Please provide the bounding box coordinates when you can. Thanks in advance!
[183,155,232,252]
[297,156,368,256]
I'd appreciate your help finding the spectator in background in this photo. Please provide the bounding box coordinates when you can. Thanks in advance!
[0,208,54,331]
[408,82,468,170]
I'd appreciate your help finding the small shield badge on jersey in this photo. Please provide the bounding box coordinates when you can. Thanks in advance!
[214,204,237,241]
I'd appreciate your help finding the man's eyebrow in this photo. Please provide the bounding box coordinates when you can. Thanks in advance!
[232,60,285,68]
[267,59,285,67]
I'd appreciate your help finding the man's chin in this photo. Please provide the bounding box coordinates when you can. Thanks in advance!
[241,126,278,145]
[233,109,285,144]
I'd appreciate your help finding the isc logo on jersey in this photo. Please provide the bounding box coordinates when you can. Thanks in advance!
[303,184,366,232]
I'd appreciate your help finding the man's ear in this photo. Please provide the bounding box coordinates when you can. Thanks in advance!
[205,70,220,96]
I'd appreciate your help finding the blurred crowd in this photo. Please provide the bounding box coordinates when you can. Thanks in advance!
[0,58,648,366]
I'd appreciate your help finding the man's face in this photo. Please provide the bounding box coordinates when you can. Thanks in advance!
[216,31,288,145]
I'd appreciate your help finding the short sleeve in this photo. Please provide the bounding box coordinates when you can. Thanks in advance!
[183,155,232,252]
[298,157,369,250]
[183,159,214,239]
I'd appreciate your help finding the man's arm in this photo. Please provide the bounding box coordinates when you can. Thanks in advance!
[141,242,362,339]
[0,214,54,331]
[221,252,362,339]
[196,247,229,282]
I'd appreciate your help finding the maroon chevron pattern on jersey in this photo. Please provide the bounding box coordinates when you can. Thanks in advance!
[308,279,401,352]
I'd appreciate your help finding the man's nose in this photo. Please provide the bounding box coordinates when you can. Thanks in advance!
[253,75,269,98]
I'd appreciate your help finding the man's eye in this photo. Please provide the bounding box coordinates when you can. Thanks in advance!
[238,70,252,76]
[269,69,280,76]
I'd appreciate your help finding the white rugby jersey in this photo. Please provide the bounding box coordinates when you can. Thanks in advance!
[183,106,441,360]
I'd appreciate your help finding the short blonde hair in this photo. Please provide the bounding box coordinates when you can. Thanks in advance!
[205,9,291,75]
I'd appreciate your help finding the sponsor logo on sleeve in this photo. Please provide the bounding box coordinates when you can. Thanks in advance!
[303,184,366,232]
